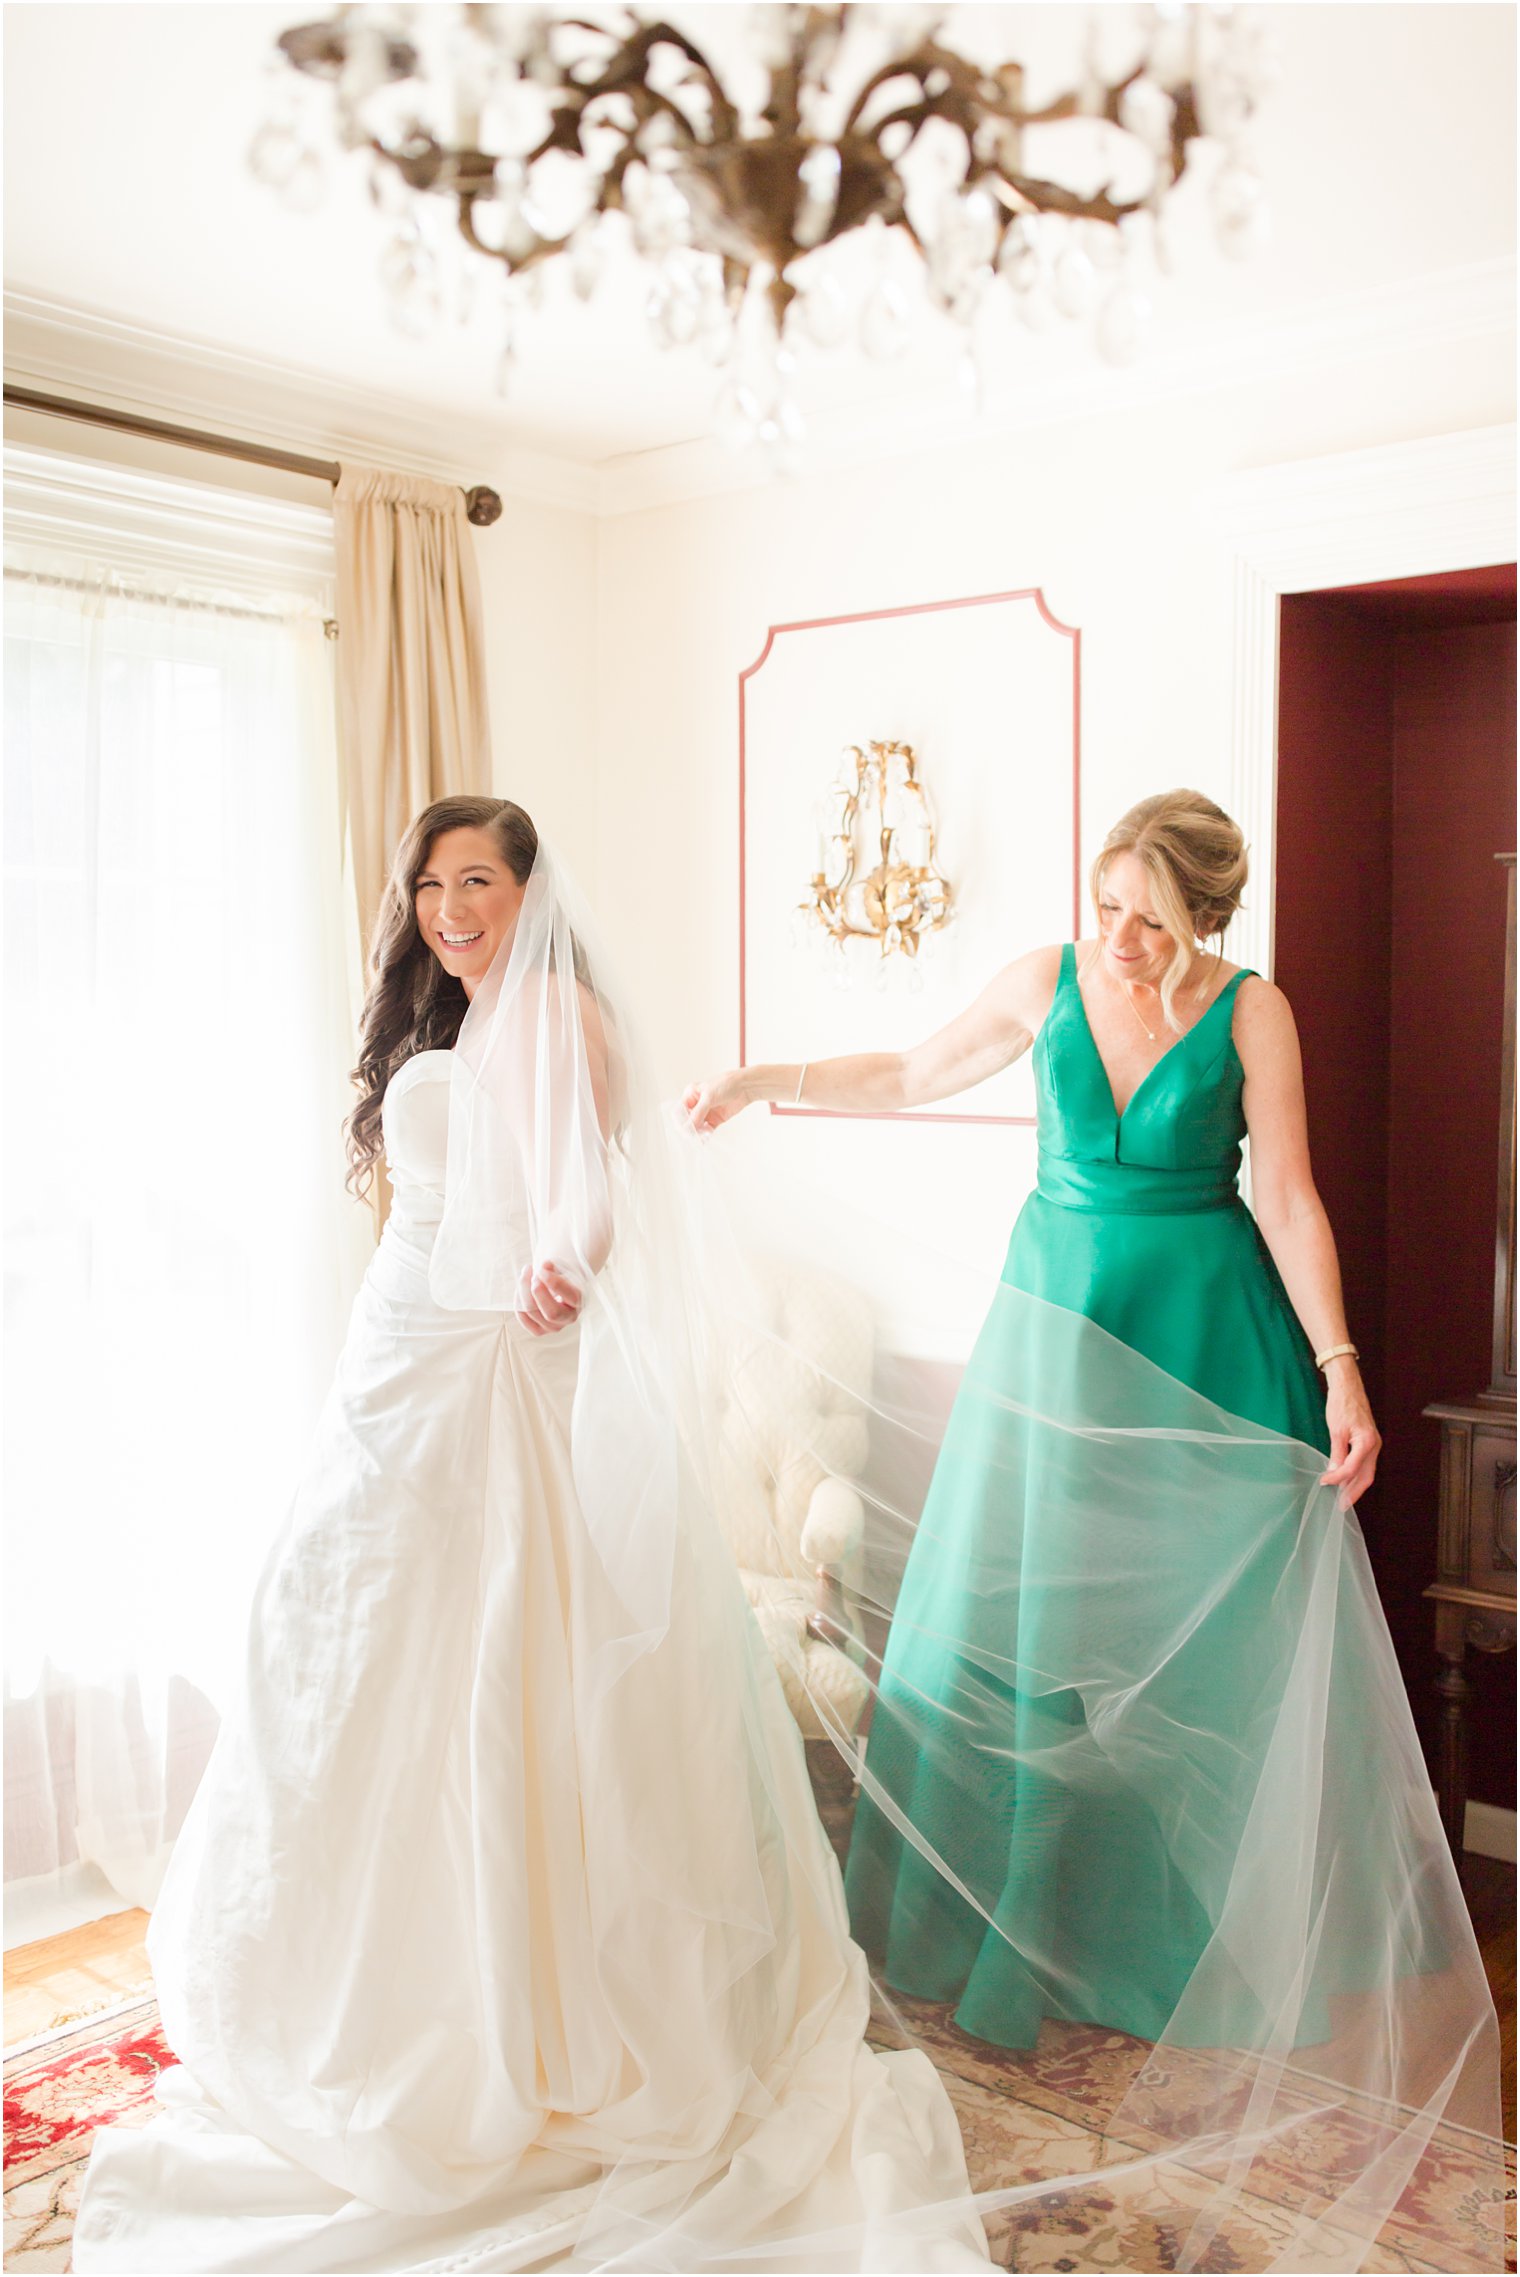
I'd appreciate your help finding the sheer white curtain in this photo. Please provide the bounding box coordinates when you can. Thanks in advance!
[4,456,371,1927]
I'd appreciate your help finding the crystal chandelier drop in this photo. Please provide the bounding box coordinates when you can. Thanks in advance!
[254,4,1272,463]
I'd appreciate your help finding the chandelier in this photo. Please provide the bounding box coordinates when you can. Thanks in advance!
[798,739,952,976]
[255,5,1271,462]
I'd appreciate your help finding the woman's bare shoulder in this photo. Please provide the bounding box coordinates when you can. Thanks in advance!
[989,942,1068,1033]
[1232,970,1291,1017]
[1231,972,1299,1062]
[1019,941,1070,981]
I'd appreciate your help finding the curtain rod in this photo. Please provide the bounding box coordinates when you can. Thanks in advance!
[3,385,504,527]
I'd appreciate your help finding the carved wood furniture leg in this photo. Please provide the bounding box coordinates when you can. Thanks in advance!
[1432,1644,1472,1870]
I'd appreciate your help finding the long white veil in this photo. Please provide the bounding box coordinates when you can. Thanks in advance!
[422,840,1506,2273]
[431,851,680,1686]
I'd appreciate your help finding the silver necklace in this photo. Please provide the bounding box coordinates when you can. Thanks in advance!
[1118,975,1162,1042]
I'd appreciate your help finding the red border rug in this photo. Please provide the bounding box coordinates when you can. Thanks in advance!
[4,1993,167,2272]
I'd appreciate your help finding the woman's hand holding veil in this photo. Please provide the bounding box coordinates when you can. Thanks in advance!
[514,1260,583,1337]
[682,1070,752,1133]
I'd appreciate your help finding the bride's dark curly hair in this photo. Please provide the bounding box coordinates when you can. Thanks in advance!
[345,794,538,1201]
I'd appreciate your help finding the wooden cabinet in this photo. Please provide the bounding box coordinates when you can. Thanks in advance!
[1425,1405,1517,1855]
[1424,853,1517,1859]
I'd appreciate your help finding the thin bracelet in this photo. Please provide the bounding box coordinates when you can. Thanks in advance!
[794,1061,809,1104]
[1314,1342,1359,1370]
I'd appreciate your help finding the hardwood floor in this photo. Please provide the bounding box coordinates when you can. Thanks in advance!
[6,1862,1515,2144]
[4,1907,151,2045]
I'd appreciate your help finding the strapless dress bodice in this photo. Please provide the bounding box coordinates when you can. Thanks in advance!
[381,1051,454,1252]
[375,1048,571,1361]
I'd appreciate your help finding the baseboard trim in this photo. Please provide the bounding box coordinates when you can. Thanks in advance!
[1464,1800,1517,1863]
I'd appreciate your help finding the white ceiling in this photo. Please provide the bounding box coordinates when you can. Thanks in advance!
[3,2,1515,475]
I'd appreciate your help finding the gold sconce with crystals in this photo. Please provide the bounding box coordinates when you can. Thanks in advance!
[797,741,953,972]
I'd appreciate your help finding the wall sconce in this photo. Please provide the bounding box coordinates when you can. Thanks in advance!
[797,740,953,978]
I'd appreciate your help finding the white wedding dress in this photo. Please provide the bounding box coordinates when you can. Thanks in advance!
[72,1048,986,2274]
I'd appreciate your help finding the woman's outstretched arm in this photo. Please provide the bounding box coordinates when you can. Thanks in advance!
[1235,977,1382,1504]
[684,946,1061,1129]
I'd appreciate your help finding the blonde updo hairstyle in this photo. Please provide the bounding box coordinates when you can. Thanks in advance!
[1089,790,1248,1032]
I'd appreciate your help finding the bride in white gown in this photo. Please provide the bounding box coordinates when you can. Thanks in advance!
[71,796,987,2276]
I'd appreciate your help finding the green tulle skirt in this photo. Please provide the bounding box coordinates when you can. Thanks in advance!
[843,1210,1447,2054]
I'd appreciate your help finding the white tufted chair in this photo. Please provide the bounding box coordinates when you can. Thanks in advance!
[713,1265,874,1746]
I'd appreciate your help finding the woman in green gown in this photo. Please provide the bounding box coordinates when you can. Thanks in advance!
[687,790,1458,2051]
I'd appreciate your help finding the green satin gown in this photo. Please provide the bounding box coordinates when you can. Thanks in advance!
[844,945,1334,2051]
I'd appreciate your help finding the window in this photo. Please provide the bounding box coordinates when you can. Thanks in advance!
[4,449,368,1927]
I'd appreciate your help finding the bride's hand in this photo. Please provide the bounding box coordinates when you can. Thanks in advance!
[1320,1364,1381,1506]
[682,1070,750,1135]
[515,1261,583,1337]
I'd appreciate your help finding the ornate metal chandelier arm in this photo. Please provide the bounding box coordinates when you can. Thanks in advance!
[459,24,721,277]
[763,5,849,137]
[1016,72,1144,131]
[991,172,1144,226]
[840,50,951,139]
[856,125,1145,240]
[859,82,1064,154]
[530,75,702,167]
[804,142,910,252]
[453,128,643,273]
[1060,73,1204,196]
[840,36,1028,138]
[637,19,740,140]
[1162,87,1203,179]
[454,187,567,270]
[759,49,803,137]
[555,18,739,145]
[845,49,1201,211]
[266,3,1269,459]
[369,128,469,197]
[860,97,957,150]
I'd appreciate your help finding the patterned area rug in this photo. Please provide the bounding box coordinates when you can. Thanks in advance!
[867,1991,1515,2274]
[4,1986,1513,2274]
[813,1744,1515,2273]
[4,1991,164,2272]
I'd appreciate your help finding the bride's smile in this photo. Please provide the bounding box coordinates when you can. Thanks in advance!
[414,824,527,996]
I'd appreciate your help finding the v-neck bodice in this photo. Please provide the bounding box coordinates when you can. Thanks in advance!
[1034,944,1255,1215]
[997,944,1322,1437]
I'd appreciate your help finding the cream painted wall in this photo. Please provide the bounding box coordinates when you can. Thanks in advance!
[473,491,597,875]
[589,331,1515,1349]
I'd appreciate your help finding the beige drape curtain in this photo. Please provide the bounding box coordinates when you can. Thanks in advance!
[333,463,493,957]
